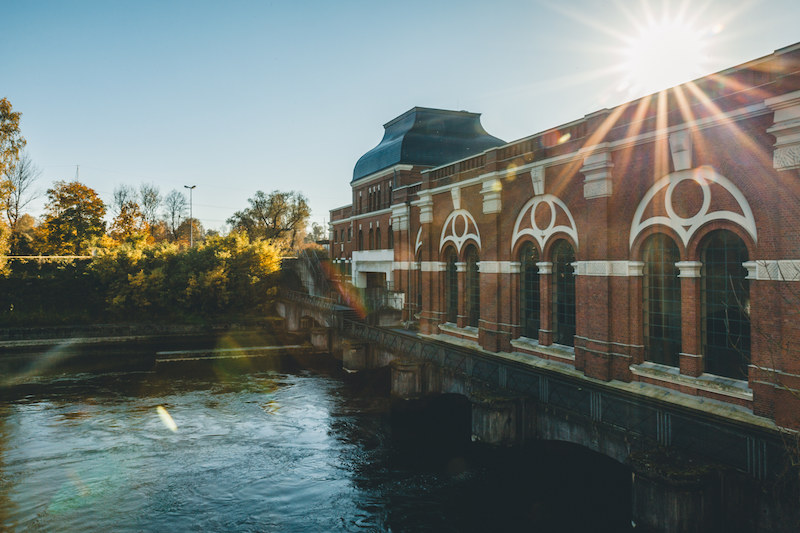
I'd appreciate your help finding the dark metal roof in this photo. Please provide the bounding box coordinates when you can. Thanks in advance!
[352,107,505,182]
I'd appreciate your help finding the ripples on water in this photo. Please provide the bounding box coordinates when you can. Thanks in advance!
[0,353,630,532]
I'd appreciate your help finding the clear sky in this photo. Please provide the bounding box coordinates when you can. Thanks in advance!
[3,0,798,232]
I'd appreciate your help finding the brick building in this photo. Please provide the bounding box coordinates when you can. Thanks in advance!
[331,43,800,430]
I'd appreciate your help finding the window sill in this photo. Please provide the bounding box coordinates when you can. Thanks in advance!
[630,362,753,401]
[511,337,575,362]
[438,322,479,339]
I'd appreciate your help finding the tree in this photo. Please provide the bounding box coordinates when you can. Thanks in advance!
[112,185,136,217]
[8,213,37,255]
[176,217,204,246]
[0,98,26,177]
[227,190,310,248]
[40,180,106,255]
[305,222,326,244]
[139,183,161,226]
[163,189,187,240]
[109,199,149,244]
[3,151,42,228]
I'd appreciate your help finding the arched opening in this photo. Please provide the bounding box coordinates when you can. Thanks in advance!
[368,228,375,249]
[519,241,540,339]
[444,247,458,324]
[388,225,394,248]
[376,227,382,249]
[551,240,576,346]
[358,230,363,250]
[643,233,681,367]
[701,229,750,379]
[464,244,480,328]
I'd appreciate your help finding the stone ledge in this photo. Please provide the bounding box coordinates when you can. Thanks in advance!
[630,362,753,402]
[510,337,575,363]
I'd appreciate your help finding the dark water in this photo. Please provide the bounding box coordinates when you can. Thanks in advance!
[0,350,630,532]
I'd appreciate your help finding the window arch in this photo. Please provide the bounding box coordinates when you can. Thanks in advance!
[368,228,374,249]
[642,234,681,367]
[388,225,394,248]
[444,247,458,323]
[358,230,363,250]
[552,240,576,346]
[701,230,750,379]
[465,245,480,328]
[519,242,540,339]
[376,227,382,249]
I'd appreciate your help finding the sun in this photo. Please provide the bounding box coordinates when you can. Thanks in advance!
[619,16,711,97]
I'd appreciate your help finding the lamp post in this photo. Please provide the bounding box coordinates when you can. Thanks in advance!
[184,185,196,247]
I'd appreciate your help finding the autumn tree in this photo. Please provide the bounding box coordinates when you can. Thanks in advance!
[227,190,310,248]
[0,98,26,177]
[40,180,106,255]
[109,199,149,244]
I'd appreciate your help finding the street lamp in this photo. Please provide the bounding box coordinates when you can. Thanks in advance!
[184,185,196,247]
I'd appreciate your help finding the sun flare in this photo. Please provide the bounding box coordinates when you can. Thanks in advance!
[620,17,711,96]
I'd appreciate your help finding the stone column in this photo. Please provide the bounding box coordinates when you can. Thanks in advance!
[677,261,703,376]
[537,262,554,345]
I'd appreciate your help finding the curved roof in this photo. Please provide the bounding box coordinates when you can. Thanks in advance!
[352,107,505,182]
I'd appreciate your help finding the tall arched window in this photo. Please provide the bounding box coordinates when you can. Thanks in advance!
[465,245,480,328]
[376,228,382,249]
[520,242,540,339]
[368,228,375,249]
[388,226,394,248]
[358,230,363,250]
[444,247,458,323]
[552,240,576,346]
[643,234,681,366]
[701,230,750,379]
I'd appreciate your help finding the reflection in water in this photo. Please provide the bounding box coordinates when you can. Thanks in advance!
[0,352,631,532]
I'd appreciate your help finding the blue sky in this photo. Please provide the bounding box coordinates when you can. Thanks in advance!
[3,0,799,232]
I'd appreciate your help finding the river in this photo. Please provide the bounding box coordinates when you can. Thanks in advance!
[0,347,630,532]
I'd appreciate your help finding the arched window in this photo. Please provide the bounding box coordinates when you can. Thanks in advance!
[643,234,681,366]
[368,228,374,249]
[701,230,750,379]
[358,230,363,250]
[376,227,381,249]
[552,240,576,346]
[340,229,344,243]
[388,225,394,248]
[347,228,351,242]
[444,247,458,323]
[465,245,480,328]
[519,242,540,339]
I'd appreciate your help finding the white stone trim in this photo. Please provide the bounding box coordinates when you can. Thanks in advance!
[573,261,644,276]
[766,90,800,171]
[477,261,517,274]
[440,209,481,253]
[391,204,409,231]
[511,194,579,253]
[420,261,446,272]
[744,260,800,281]
[536,261,553,274]
[353,164,414,186]
[480,178,502,214]
[676,261,702,278]
[580,143,614,199]
[414,227,423,256]
[668,129,693,172]
[455,261,467,273]
[392,261,419,271]
[530,165,545,196]
[411,192,434,225]
[629,166,757,250]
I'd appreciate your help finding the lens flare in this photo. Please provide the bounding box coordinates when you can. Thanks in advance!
[156,405,178,432]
